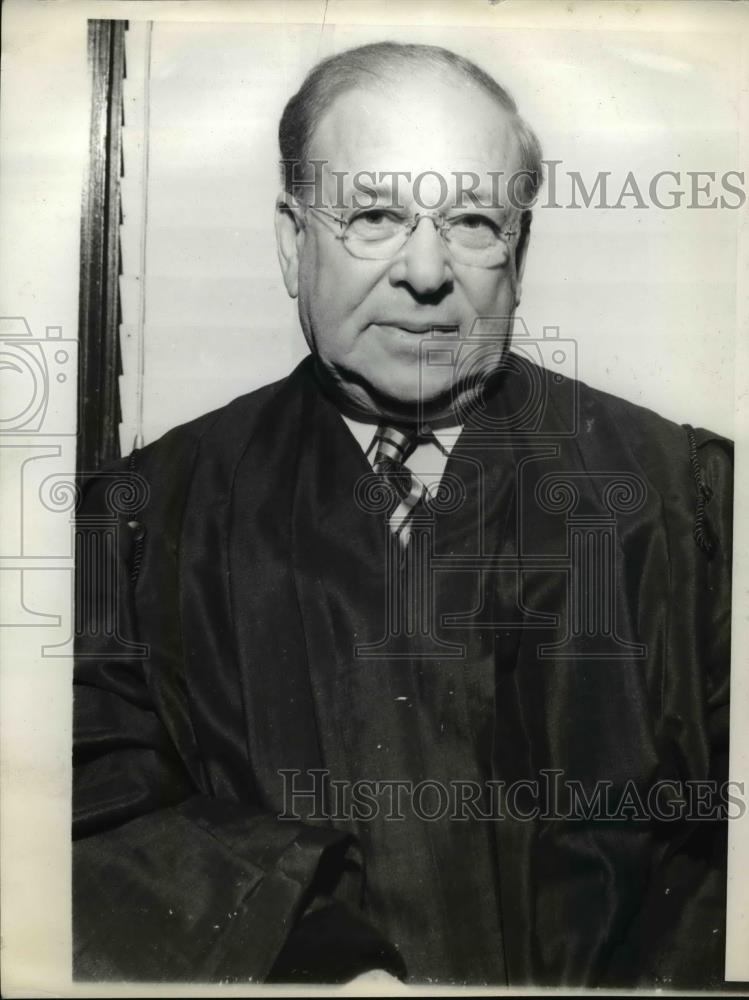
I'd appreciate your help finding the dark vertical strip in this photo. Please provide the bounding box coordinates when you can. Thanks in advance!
[77,20,127,473]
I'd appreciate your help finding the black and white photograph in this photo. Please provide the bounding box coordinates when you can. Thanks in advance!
[1,0,748,994]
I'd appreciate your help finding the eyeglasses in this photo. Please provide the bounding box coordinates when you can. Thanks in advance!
[302,205,519,268]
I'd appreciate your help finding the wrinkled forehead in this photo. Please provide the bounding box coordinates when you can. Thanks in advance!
[305,74,521,209]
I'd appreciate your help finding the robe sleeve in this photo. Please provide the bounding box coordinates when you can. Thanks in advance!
[607,429,734,989]
[72,459,403,984]
[647,430,733,988]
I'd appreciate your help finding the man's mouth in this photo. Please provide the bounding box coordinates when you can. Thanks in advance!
[375,322,460,335]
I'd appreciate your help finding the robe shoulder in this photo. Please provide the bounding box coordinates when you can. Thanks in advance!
[555,365,730,452]
[130,370,292,471]
[545,366,733,501]
[99,367,304,522]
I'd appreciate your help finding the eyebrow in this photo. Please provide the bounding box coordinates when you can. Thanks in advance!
[326,173,509,212]
[454,185,506,209]
[333,175,409,207]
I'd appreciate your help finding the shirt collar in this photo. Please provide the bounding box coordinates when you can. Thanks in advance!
[340,412,461,459]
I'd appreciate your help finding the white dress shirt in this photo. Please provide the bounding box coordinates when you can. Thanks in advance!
[340,412,462,499]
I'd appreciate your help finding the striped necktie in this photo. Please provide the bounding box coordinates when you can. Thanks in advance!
[372,424,426,548]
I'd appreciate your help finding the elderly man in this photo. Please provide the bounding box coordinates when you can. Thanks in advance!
[73,42,732,988]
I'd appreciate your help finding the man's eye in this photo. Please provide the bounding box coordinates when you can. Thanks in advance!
[347,210,403,240]
[358,210,391,225]
[451,214,498,233]
[448,214,501,248]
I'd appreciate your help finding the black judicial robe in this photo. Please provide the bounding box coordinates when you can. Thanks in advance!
[72,355,733,988]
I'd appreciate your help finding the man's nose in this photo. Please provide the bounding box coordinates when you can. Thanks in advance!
[388,217,454,297]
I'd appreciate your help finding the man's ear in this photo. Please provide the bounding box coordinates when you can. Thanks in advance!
[275,193,303,299]
[513,210,533,308]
